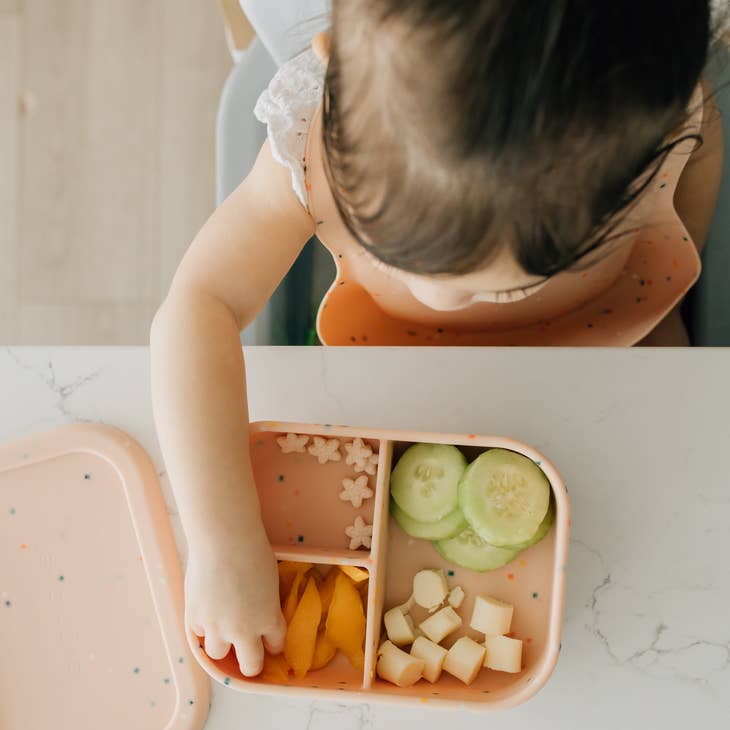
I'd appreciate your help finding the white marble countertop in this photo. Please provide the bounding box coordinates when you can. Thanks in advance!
[1,346,729,729]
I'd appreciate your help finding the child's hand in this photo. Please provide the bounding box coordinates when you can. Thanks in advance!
[185,537,286,677]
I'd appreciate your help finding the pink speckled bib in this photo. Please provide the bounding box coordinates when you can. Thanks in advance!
[304,88,704,346]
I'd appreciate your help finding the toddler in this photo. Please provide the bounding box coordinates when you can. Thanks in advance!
[151,1,725,675]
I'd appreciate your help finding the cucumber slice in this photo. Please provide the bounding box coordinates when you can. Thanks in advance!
[391,499,468,540]
[502,497,555,551]
[458,449,550,547]
[390,443,467,523]
[434,528,519,572]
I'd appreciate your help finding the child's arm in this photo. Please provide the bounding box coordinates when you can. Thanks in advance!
[150,140,315,675]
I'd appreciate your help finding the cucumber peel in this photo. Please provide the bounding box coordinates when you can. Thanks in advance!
[434,528,520,572]
[391,499,468,540]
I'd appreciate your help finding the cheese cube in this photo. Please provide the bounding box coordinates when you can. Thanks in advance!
[418,606,462,644]
[378,640,398,656]
[384,606,417,646]
[484,635,523,673]
[470,595,513,636]
[442,636,486,685]
[377,643,425,687]
[413,569,448,610]
[410,636,448,683]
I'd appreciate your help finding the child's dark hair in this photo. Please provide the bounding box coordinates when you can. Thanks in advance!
[322,0,711,278]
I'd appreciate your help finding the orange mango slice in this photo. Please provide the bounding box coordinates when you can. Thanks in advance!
[278,561,311,599]
[261,652,289,683]
[325,573,366,670]
[319,568,339,619]
[340,565,369,583]
[283,569,306,623]
[310,630,337,671]
[284,576,322,678]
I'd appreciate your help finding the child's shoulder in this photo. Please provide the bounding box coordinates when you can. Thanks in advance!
[254,49,325,210]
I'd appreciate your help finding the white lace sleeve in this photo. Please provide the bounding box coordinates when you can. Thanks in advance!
[254,49,325,210]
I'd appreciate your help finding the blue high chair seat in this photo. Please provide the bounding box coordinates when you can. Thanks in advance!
[690,51,730,345]
[217,2,729,345]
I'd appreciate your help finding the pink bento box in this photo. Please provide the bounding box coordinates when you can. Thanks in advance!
[188,422,569,710]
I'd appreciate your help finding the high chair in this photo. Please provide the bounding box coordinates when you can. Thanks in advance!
[217,0,333,346]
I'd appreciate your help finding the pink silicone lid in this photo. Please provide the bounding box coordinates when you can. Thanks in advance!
[0,424,210,730]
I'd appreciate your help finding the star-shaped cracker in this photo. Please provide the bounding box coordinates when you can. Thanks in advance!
[276,433,309,454]
[339,475,374,509]
[344,438,379,475]
[308,436,342,464]
[345,516,373,550]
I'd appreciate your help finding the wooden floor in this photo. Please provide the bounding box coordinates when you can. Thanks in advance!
[0,1,242,343]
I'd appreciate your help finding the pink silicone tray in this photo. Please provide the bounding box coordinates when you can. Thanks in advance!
[0,424,210,730]
[188,422,569,711]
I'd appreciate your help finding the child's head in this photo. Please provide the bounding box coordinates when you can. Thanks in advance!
[322,0,712,284]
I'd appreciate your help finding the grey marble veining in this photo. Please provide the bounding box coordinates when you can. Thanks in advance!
[1,346,729,729]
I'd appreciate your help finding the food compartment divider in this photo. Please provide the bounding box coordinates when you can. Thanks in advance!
[188,423,568,710]
[361,439,392,689]
[249,423,393,689]
[376,434,569,706]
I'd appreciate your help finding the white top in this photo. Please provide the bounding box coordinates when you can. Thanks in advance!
[1,346,729,727]
[254,49,324,210]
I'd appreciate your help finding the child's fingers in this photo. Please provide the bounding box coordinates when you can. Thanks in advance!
[204,632,231,660]
[262,612,287,655]
[190,621,205,636]
[233,634,265,677]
